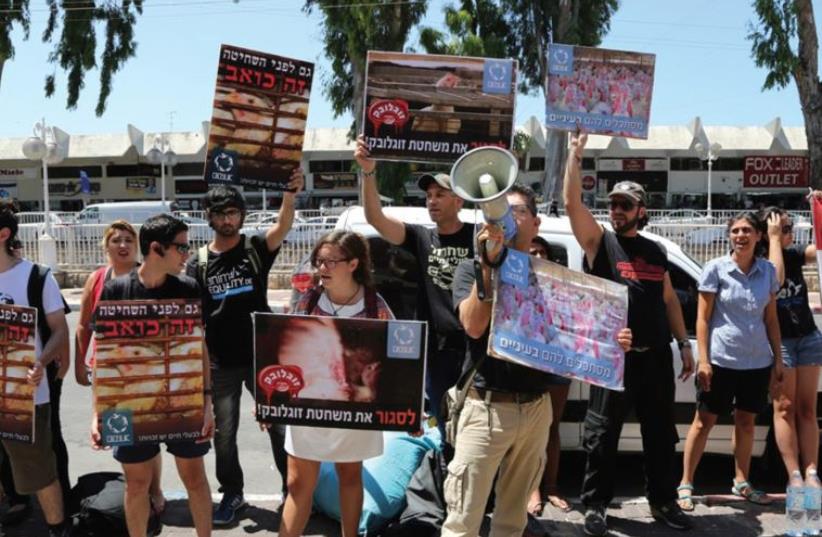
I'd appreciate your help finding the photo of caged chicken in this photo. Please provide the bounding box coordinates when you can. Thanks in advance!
[0,345,36,425]
[209,88,308,165]
[94,327,204,425]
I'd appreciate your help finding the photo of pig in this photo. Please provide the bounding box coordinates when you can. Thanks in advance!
[0,305,36,442]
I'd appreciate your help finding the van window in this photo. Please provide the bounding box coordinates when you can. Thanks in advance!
[668,263,698,335]
[78,207,98,221]
[545,243,568,267]
[367,237,419,321]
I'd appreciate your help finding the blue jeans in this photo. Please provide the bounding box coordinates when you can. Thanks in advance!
[212,366,288,496]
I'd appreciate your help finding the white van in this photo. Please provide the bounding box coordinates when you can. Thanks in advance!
[323,206,782,461]
[75,201,174,225]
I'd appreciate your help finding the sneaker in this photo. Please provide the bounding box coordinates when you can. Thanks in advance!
[213,493,247,526]
[650,501,693,531]
[47,522,72,537]
[583,506,608,537]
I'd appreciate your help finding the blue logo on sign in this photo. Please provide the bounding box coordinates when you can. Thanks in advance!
[500,249,530,288]
[548,44,574,75]
[387,321,422,359]
[483,60,513,94]
[102,409,134,446]
[208,149,238,184]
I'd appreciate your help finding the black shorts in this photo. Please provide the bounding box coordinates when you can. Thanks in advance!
[113,439,210,464]
[696,364,771,415]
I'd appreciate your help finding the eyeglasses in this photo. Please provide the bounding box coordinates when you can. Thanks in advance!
[782,225,794,234]
[170,242,191,254]
[312,257,350,269]
[211,208,242,220]
[510,204,535,216]
[608,199,636,211]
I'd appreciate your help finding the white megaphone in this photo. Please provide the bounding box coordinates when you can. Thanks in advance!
[450,146,520,243]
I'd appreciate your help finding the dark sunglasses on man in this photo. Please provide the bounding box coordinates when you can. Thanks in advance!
[608,199,636,212]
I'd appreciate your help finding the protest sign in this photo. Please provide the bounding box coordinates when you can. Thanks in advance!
[0,304,36,443]
[254,313,426,432]
[204,44,313,190]
[93,300,205,446]
[363,51,517,163]
[489,250,628,390]
[546,44,655,139]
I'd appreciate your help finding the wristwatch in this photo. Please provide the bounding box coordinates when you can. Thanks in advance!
[677,339,692,350]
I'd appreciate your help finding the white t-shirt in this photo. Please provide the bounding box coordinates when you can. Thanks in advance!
[0,260,65,405]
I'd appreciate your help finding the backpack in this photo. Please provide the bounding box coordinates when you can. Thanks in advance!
[381,448,448,537]
[26,263,70,344]
[71,472,161,537]
[301,285,379,318]
[197,235,267,307]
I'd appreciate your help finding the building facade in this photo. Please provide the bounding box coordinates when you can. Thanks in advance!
[0,117,809,212]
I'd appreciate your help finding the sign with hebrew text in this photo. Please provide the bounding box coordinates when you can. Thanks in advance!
[93,300,205,446]
[0,304,36,443]
[253,313,426,432]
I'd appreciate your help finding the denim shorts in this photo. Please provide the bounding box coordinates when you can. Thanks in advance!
[114,439,210,464]
[781,330,822,368]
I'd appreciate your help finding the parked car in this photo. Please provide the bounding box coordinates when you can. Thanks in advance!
[286,216,339,243]
[290,206,797,464]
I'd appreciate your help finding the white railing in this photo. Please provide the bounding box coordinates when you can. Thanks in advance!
[15,222,336,272]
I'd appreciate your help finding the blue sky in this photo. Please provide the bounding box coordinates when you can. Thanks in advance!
[0,0,808,138]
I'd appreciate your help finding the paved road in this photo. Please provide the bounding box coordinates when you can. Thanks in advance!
[4,311,819,535]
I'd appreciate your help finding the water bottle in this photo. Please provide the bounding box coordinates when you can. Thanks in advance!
[788,470,806,537]
[805,469,822,536]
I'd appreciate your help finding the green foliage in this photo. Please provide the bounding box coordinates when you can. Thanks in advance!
[419,0,508,57]
[0,1,30,66]
[305,0,429,199]
[43,0,143,116]
[748,0,800,90]
[512,130,532,157]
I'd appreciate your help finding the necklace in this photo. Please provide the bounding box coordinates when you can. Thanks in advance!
[327,285,361,317]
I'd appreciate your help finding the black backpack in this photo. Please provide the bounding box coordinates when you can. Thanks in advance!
[26,263,71,344]
[71,472,161,537]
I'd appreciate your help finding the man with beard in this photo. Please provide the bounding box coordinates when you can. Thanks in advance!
[356,135,474,442]
[186,170,303,525]
[563,131,694,536]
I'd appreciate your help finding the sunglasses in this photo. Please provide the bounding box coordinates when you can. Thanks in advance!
[211,208,242,220]
[170,242,191,254]
[312,257,350,269]
[608,199,636,211]
[782,225,794,234]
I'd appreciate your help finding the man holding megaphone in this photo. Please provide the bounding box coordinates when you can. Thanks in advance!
[356,135,474,442]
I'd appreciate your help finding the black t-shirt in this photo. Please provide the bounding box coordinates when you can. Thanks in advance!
[776,245,817,339]
[100,269,201,302]
[401,223,474,350]
[185,234,278,369]
[452,259,555,394]
[584,230,671,349]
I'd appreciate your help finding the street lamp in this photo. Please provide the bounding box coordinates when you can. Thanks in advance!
[694,141,722,219]
[145,134,177,204]
[22,118,65,269]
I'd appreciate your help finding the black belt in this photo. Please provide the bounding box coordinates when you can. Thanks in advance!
[467,387,543,404]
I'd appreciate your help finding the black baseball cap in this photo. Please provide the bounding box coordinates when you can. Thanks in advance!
[608,181,646,204]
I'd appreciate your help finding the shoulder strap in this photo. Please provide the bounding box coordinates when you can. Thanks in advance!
[27,263,51,344]
[244,235,269,295]
[197,245,209,286]
[302,287,322,315]
[364,287,378,318]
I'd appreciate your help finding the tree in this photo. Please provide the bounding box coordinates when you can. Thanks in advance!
[420,1,617,201]
[749,0,822,188]
[303,0,428,202]
[0,0,143,116]
[0,0,30,89]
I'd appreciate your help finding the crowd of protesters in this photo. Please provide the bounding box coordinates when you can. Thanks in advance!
[0,131,817,537]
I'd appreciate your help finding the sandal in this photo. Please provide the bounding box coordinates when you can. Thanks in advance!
[676,484,695,512]
[731,480,772,505]
[547,494,572,513]
[527,497,545,516]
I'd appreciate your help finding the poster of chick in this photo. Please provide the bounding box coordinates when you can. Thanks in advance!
[489,250,629,391]
[253,314,426,433]
[93,299,206,446]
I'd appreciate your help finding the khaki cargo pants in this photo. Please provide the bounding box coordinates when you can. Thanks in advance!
[442,392,552,537]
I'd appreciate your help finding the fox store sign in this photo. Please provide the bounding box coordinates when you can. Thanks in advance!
[743,156,809,189]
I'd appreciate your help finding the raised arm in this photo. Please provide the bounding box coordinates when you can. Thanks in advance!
[356,135,406,245]
[265,168,304,252]
[766,212,785,286]
[562,131,603,263]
